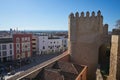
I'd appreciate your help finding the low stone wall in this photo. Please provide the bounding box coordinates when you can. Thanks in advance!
[96,68,103,80]
[75,65,88,80]
[59,53,70,62]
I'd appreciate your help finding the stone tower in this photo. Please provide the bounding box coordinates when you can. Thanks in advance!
[68,11,108,80]
[109,35,120,80]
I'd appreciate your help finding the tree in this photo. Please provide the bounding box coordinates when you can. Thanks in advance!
[115,19,120,29]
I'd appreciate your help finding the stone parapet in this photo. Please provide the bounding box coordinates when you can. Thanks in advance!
[109,35,120,80]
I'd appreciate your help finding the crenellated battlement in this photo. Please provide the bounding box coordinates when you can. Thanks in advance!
[69,10,102,18]
[68,10,103,35]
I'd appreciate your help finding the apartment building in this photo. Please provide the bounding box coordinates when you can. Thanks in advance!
[0,38,14,62]
[38,35,49,54]
[32,35,38,54]
[13,34,32,60]
[48,37,63,53]
[38,35,67,55]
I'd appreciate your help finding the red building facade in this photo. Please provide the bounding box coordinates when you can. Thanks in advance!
[13,34,32,60]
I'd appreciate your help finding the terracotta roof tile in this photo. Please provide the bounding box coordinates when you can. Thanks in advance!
[57,61,78,74]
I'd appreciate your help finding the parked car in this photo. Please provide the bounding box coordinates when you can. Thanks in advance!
[7,70,15,76]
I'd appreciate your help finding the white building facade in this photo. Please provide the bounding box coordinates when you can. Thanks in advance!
[38,35,49,54]
[0,38,14,62]
[38,35,67,55]
[48,38,63,53]
[62,37,68,51]
[53,35,68,51]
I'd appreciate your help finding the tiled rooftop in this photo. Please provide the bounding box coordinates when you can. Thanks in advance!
[36,61,84,80]
[57,61,78,74]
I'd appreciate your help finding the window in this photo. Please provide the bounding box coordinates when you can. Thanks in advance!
[32,43,36,45]
[50,46,52,49]
[2,45,6,50]
[0,45,1,50]
[22,43,25,48]
[41,51,43,54]
[54,41,55,43]
[10,44,12,49]
[43,46,45,49]
[28,37,30,41]
[22,37,24,42]
[32,38,36,41]
[28,47,30,51]
[16,37,20,42]
[10,50,12,54]
[64,40,66,43]
[25,45,27,48]
[16,50,20,53]
[2,51,7,56]
[64,45,66,47]
[16,44,20,48]
[22,47,25,52]
[25,37,27,41]
[17,55,20,58]
[32,47,36,49]
[27,43,30,47]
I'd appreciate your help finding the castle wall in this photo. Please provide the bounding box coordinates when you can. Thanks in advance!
[68,11,107,80]
[109,35,120,80]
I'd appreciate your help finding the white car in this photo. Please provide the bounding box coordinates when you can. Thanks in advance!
[7,70,15,76]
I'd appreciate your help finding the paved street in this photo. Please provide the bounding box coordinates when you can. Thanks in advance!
[4,53,61,80]
[15,53,61,72]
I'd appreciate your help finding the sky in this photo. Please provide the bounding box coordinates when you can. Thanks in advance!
[0,0,120,31]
